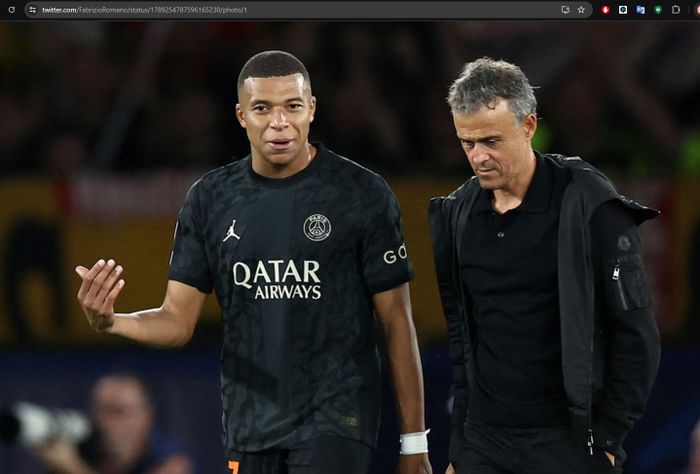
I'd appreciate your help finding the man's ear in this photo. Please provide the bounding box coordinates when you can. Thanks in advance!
[235,103,246,128]
[523,113,537,139]
[309,96,316,123]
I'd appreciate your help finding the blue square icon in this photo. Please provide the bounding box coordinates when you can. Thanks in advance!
[636,5,646,13]
[619,5,628,14]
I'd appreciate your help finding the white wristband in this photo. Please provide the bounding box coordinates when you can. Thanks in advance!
[399,428,430,455]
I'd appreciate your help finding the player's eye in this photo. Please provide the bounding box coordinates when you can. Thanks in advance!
[252,104,268,112]
[460,139,474,149]
[288,103,303,111]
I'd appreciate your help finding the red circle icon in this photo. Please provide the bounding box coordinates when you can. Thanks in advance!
[602,5,611,14]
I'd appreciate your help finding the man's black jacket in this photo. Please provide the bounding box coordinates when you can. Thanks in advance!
[428,154,661,462]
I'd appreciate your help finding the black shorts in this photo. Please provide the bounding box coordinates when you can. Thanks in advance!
[226,435,373,474]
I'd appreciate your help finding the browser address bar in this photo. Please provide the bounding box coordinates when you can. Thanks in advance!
[24,1,593,20]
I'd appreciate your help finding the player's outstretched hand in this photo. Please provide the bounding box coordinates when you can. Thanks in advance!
[75,259,125,333]
[399,453,432,474]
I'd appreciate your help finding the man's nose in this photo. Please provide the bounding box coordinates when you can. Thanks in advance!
[469,143,489,165]
[269,107,289,129]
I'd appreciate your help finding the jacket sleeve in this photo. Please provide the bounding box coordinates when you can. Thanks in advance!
[428,198,470,462]
[590,200,661,452]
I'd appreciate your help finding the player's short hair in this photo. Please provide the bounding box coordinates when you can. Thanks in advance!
[237,50,311,94]
[447,57,537,122]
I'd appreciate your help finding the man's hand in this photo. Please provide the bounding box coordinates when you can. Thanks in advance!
[75,259,125,333]
[33,437,96,474]
[398,453,432,474]
[605,451,615,466]
[445,463,456,474]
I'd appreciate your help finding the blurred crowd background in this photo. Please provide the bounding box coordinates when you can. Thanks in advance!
[2,22,700,176]
[1,21,699,473]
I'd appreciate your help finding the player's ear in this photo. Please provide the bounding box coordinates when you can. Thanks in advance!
[235,103,246,128]
[309,96,316,123]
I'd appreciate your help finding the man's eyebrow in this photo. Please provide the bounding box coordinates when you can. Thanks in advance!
[249,96,305,105]
[457,134,500,142]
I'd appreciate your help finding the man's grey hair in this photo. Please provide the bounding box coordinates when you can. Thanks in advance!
[447,57,537,122]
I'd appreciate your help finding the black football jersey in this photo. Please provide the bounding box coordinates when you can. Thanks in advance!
[168,144,413,451]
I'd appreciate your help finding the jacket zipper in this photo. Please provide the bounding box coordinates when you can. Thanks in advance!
[588,429,594,455]
[612,259,629,311]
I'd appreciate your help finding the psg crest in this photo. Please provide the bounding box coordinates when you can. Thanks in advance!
[303,214,331,242]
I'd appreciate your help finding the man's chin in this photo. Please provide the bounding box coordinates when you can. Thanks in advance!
[263,151,295,165]
[268,156,297,168]
[476,177,499,190]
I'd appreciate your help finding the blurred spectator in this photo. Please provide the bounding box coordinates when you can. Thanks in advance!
[32,374,192,474]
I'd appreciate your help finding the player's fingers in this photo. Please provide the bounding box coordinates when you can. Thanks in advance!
[95,264,123,304]
[84,259,116,303]
[75,266,89,278]
[100,278,125,315]
[77,260,105,300]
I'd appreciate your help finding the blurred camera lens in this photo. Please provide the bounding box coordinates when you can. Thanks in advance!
[0,402,91,447]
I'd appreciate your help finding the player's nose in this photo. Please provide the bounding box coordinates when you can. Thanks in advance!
[269,107,289,129]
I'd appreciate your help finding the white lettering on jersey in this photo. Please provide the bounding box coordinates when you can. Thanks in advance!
[282,261,302,282]
[254,261,272,284]
[233,262,252,289]
[232,260,322,300]
[252,283,321,300]
[304,261,321,283]
[383,243,408,264]
[384,244,408,265]
[269,260,284,280]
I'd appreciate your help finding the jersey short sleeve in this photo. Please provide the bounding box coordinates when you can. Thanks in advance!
[168,179,213,294]
[360,177,413,294]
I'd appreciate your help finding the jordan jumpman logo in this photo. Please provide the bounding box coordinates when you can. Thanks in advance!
[223,219,241,242]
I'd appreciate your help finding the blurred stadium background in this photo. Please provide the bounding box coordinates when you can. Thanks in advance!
[0,21,699,473]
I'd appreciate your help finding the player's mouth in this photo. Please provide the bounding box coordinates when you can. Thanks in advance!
[267,139,294,150]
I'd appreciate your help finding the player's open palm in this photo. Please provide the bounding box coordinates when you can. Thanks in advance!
[75,259,125,333]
